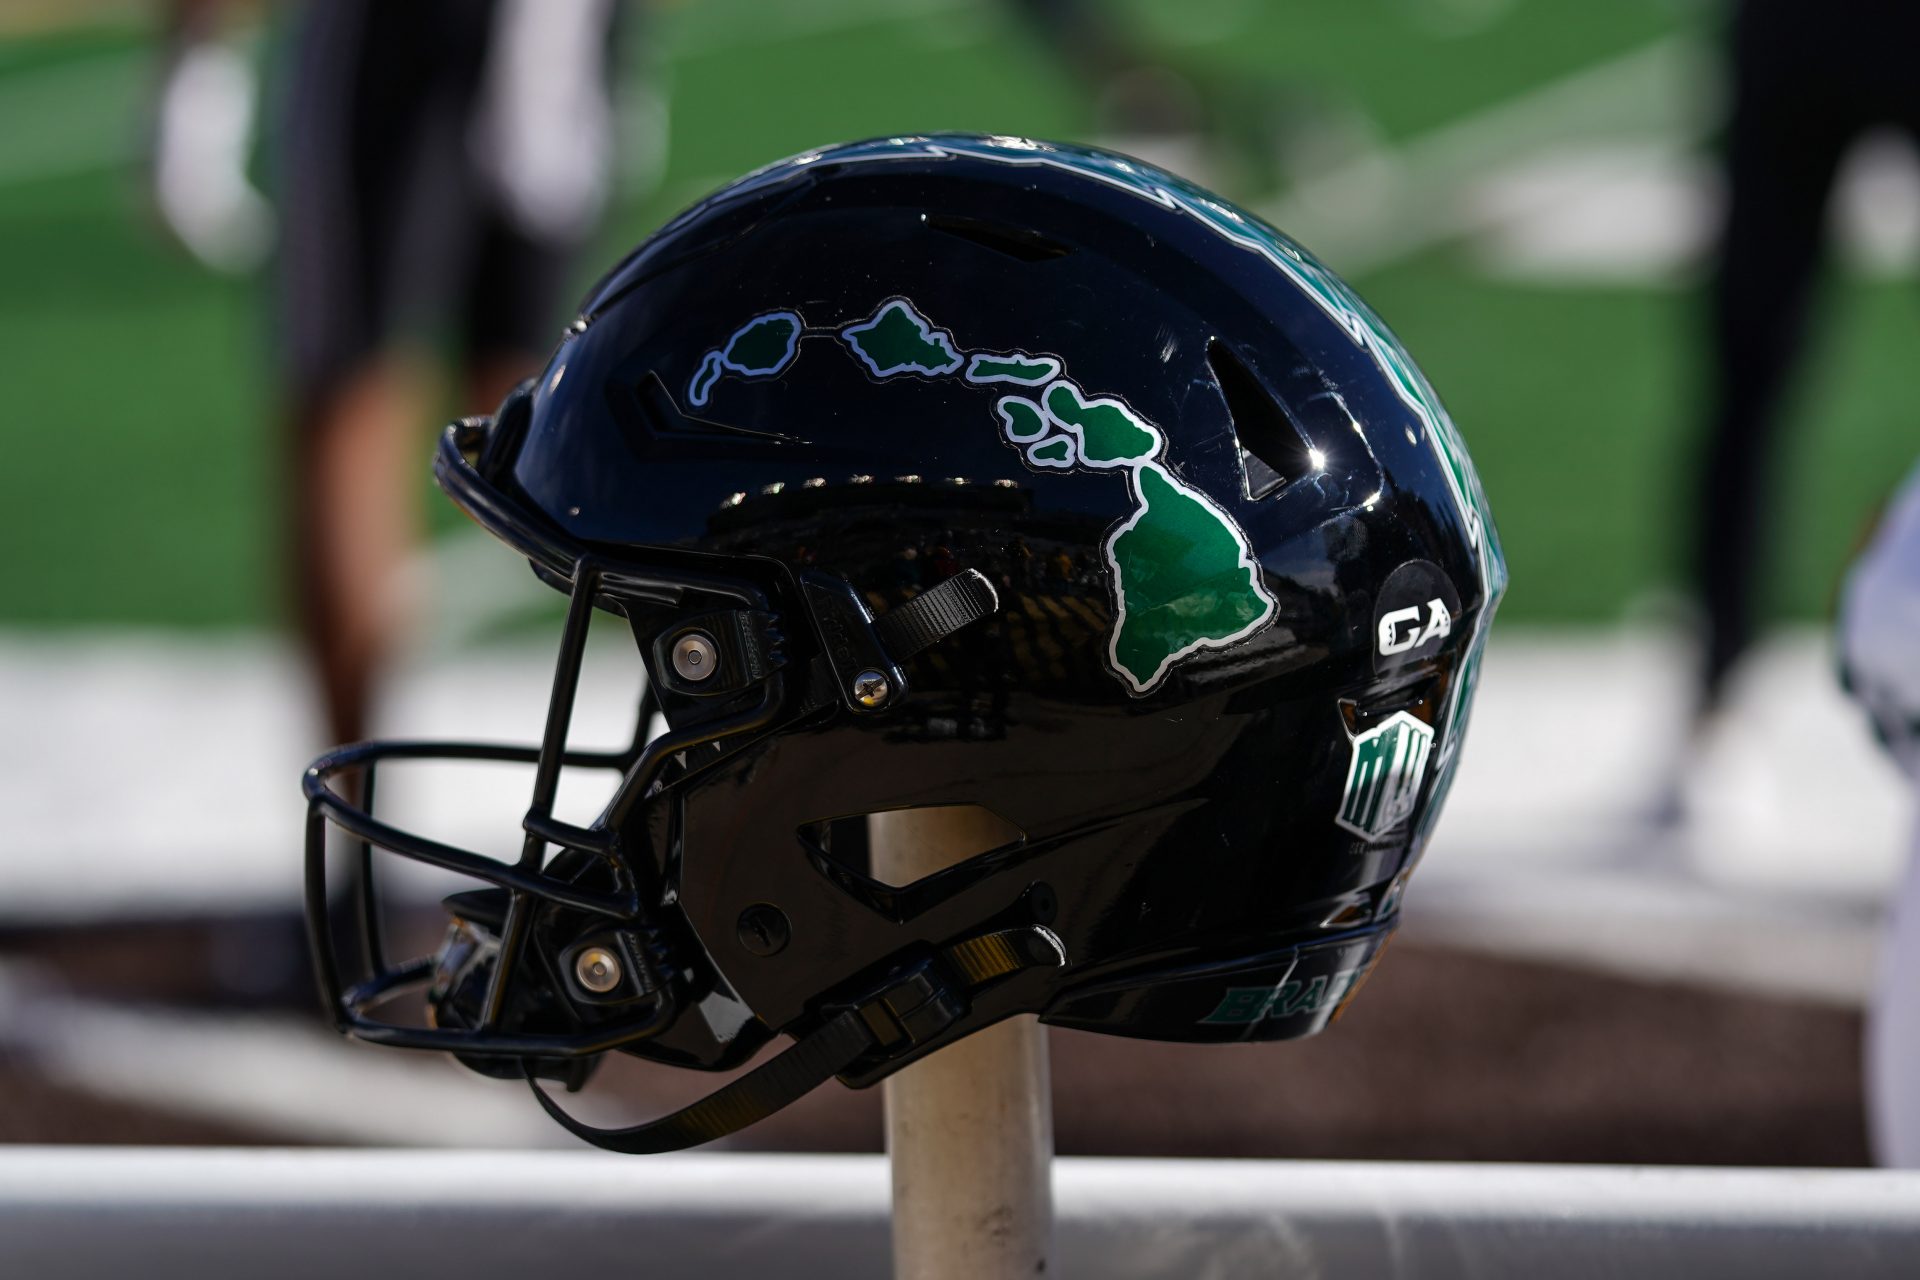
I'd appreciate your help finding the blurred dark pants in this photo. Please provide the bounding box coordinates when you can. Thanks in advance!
[277,0,617,404]
[1698,0,1920,702]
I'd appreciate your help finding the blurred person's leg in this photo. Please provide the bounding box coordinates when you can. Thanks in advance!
[1695,0,1859,712]
[277,0,613,744]
[289,359,431,748]
[459,0,619,412]
[277,0,453,747]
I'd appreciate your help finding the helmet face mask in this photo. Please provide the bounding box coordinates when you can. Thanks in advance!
[302,134,1505,1150]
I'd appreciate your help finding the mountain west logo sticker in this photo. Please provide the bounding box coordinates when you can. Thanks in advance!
[1337,711,1434,841]
[691,297,1276,695]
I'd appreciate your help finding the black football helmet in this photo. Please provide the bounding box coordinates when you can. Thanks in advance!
[303,134,1505,1152]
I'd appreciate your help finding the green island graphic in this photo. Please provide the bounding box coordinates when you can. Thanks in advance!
[1041,381,1163,468]
[688,311,803,407]
[1106,463,1275,692]
[701,297,1277,693]
[965,352,1060,385]
[840,299,963,378]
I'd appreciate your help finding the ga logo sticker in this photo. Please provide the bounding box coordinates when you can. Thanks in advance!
[1378,598,1451,656]
[1337,711,1434,841]
[1371,559,1461,672]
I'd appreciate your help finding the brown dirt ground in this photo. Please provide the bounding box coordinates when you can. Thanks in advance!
[0,928,1865,1164]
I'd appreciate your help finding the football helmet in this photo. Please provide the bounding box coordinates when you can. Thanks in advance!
[303,134,1505,1152]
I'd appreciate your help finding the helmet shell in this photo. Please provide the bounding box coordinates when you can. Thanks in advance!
[497,135,1504,1057]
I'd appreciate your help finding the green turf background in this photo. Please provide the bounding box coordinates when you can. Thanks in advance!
[0,0,1913,630]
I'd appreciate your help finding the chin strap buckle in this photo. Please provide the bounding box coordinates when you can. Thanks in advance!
[849,963,967,1052]
[523,922,1064,1155]
[846,923,1067,1056]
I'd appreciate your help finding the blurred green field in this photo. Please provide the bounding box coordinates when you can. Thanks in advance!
[0,0,1913,630]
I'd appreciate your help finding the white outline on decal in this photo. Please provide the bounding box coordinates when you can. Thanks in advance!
[1024,435,1077,469]
[838,298,963,379]
[1101,460,1278,695]
[686,309,804,407]
[965,350,1062,386]
[995,395,1051,444]
[1040,378,1164,470]
[687,350,726,407]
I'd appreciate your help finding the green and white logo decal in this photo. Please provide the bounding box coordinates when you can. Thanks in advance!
[1200,967,1367,1025]
[692,296,1276,695]
[1336,711,1434,842]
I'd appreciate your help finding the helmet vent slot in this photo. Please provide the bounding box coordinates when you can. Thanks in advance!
[1209,339,1314,501]
[801,804,1025,890]
[925,213,1073,263]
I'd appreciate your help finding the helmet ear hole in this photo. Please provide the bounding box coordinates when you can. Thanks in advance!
[1209,339,1315,501]
[801,804,1025,888]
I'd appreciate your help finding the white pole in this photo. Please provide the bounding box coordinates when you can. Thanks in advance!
[871,807,1055,1280]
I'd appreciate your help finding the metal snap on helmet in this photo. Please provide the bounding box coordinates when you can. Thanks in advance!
[302,133,1505,1152]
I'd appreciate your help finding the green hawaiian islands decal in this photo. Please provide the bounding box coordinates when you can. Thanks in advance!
[688,310,802,408]
[983,375,1271,688]
[1105,462,1275,693]
[800,136,1499,599]
[841,298,963,378]
[1025,436,1076,469]
[1040,380,1163,468]
[696,296,1276,694]
[994,397,1050,443]
[965,351,1060,385]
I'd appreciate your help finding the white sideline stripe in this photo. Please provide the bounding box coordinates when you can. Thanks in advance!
[0,622,1907,1008]
[1467,132,1920,285]
[1265,35,1705,275]
[1407,625,1908,1005]
[0,967,574,1147]
[1403,870,1881,1008]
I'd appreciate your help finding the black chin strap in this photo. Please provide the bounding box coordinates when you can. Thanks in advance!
[525,924,1065,1154]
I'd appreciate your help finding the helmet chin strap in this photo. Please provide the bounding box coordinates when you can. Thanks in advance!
[523,923,1064,1154]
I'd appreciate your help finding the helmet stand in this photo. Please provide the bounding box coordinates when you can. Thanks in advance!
[874,808,1055,1278]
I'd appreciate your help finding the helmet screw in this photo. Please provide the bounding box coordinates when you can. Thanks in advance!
[736,903,791,957]
[671,632,718,682]
[852,669,891,707]
[573,946,623,994]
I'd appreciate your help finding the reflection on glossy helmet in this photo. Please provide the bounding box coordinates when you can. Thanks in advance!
[302,134,1506,1152]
